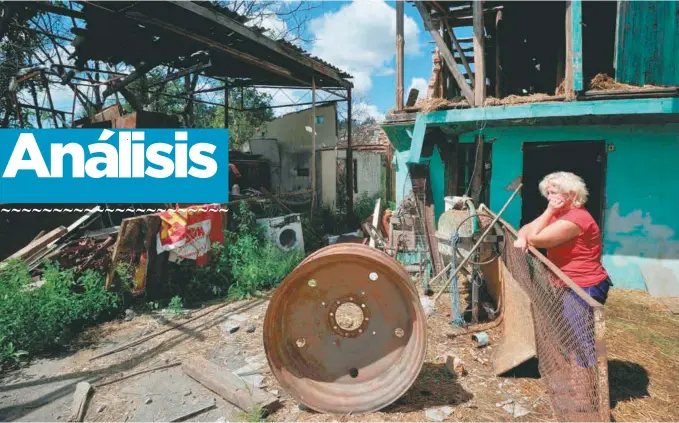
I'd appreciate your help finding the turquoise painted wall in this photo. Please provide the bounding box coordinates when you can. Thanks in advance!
[429,146,445,223]
[394,150,413,206]
[615,1,679,86]
[460,123,679,291]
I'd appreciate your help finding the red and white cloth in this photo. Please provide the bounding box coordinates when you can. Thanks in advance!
[156,203,224,265]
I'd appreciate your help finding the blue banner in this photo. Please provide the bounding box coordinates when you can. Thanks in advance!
[0,129,229,203]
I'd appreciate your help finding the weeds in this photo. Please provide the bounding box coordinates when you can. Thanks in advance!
[167,295,183,314]
[0,259,121,363]
[222,203,303,300]
[236,406,267,422]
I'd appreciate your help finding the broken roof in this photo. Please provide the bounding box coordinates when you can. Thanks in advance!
[69,1,352,89]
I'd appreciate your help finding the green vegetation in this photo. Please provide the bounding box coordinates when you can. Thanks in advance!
[167,295,184,314]
[169,202,304,303]
[0,260,121,364]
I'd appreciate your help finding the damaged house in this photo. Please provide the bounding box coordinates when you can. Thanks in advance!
[244,106,394,211]
[385,0,679,298]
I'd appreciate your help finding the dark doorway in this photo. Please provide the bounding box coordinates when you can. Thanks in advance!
[521,141,606,229]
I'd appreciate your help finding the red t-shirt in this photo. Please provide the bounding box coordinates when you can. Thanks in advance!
[546,207,609,288]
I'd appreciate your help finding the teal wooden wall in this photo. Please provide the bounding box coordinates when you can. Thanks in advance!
[459,123,679,291]
[615,0,679,86]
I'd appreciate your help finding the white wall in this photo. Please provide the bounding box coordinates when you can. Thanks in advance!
[252,103,338,193]
[319,149,384,210]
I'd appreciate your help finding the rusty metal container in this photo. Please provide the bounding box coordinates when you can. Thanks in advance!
[263,243,427,414]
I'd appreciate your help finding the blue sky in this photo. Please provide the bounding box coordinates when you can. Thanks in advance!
[28,1,475,123]
[260,0,473,120]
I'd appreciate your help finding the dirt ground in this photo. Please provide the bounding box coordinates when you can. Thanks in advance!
[1,289,677,422]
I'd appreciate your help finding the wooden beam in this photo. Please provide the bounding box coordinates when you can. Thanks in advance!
[8,226,67,262]
[166,1,352,89]
[438,4,474,85]
[16,103,70,116]
[473,1,486,107]
[121,10,311,87]
[495,10,503,98]
[182,357,279,413]
[415,1,475,106]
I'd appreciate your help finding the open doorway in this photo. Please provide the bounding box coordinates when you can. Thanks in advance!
[521,141,606,230]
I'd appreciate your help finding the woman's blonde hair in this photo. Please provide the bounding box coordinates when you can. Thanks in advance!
[538,171,589,208]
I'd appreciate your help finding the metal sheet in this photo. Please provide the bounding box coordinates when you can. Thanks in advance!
[491,257,538,375]
[263,244,427,414]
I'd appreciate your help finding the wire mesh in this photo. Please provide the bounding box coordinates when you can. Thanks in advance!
[500,224,610,422]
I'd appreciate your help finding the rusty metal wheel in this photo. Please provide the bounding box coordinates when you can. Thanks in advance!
[263,243,427,415]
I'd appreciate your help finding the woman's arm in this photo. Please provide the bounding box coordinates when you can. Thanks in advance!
[527,220,581,248]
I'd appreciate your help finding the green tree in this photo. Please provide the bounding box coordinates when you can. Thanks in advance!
[210,87,275,147]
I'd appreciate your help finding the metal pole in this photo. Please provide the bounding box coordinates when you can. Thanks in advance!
[224,84,229,128]
[396,0,404,110]
[311,75,317,218]
[433,183,523,302]
[345,89,355,226]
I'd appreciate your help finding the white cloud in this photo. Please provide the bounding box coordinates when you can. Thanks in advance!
[354,102,385,123]
[376,67,396,77]
[309,0,421,95]
[407,77,428,102]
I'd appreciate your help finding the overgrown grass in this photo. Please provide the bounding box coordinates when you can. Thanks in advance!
[169,202,304,303]
[0,260,121,364]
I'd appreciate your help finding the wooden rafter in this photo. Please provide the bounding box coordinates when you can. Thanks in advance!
[473,1,486,106]
[415,1,475,106]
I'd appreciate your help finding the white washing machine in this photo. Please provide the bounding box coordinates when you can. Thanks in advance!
[257,213,305,253]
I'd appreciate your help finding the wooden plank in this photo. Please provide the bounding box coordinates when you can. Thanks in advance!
[8,226,67,261]
[473,1,486,107]
[182,357,279,413]
[166,1,351,88]
[415,1,475,106]
[446,22,474,84]
[68,382,92,422]
[495,10,503,98]
[405,88,419,107]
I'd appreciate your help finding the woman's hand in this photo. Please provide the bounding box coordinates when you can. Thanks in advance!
[547,196,565,213]
[513,236,529,253]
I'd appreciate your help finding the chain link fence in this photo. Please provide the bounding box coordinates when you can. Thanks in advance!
[492,212,610,422]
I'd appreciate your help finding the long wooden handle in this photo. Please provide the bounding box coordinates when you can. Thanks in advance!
[433,184,522,302]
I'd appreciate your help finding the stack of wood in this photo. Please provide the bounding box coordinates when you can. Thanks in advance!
[0,208,119,277]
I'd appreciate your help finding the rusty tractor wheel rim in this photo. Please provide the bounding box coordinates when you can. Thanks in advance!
[263,243,427,415]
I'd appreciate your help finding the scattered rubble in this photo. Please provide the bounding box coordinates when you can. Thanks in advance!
[425,406,454,421]
[96,405,106,413]
[445,355,467,377]
[221,314,248,334]
[246,324,256,333]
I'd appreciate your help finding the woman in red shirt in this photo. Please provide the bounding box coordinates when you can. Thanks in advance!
[514,171,612,369]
